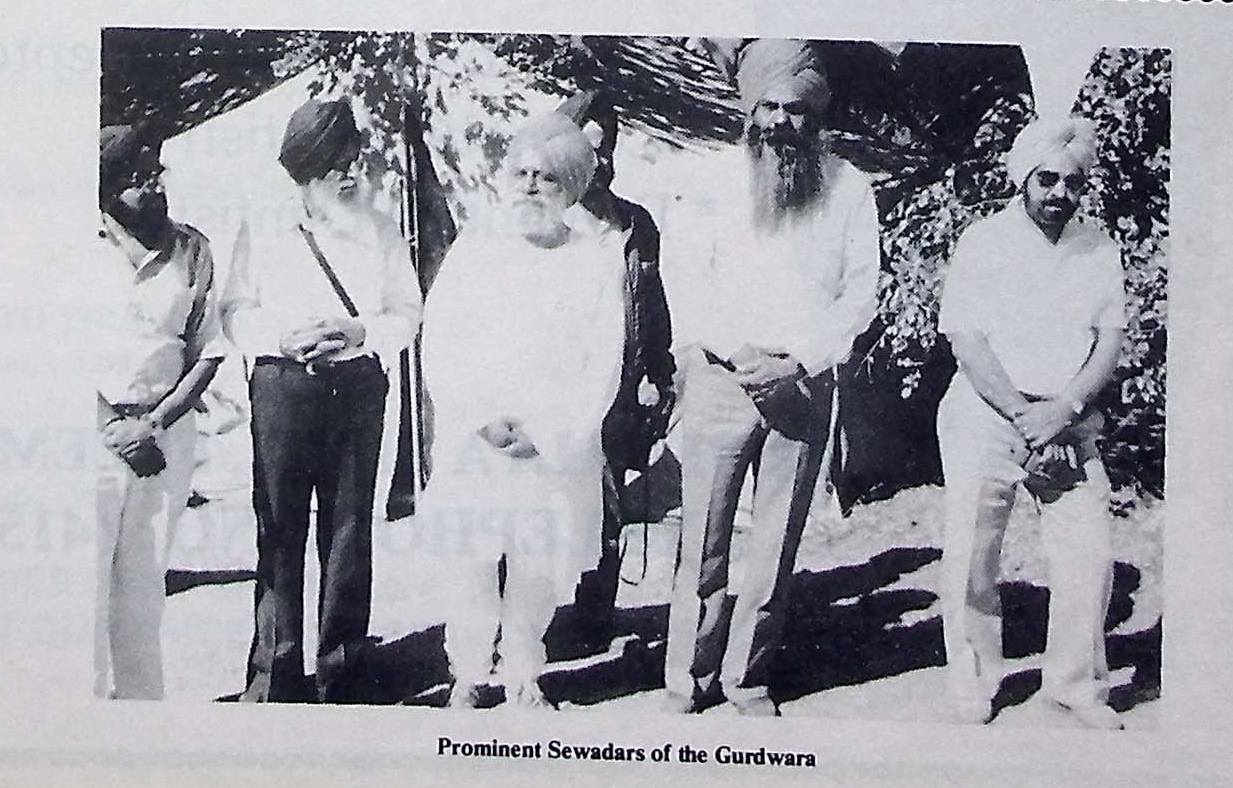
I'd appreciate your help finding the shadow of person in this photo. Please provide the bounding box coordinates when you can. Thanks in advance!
[995,561,1160,716]
[769,546,945,704]
[211,554,1159,714]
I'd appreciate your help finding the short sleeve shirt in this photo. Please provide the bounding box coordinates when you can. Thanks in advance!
[939,199,1126,396]
[97,222,226,407]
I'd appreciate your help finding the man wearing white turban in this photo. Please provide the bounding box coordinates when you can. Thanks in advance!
[936,115,1126,729]
[417,113,625,709]
[661,39,880,716]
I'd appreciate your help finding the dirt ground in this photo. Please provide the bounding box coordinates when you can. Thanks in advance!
[140,429,1162,729]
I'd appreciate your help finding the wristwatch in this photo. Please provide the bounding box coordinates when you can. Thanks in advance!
[1064,395,1085,419]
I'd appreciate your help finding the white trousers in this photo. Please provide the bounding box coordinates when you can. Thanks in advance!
[94,413,196,700]
[937,379,1113,708]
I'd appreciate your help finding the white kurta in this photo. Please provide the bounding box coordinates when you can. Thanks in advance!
[417,227,625,602]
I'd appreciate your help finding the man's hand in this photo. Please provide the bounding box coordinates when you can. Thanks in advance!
[730,344,806,400]
[479,417,519,449]
[479,417,539,459]
[636,376,660,407]
[280,317,363,363]
[279,322,336,363]
[314,316,366,350]
[1013,399,1075,450]
[102,416,156,455]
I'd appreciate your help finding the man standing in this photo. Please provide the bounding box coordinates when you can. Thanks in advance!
[937,116,1126,729]
[556,90,676,648]
[662,40,880,715]
[221,98,421,703]
[96,122,225,699]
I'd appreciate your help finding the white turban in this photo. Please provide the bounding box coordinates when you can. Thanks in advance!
[735,39,830,117]
[1006,116,1099,188]
[506,112,598,206]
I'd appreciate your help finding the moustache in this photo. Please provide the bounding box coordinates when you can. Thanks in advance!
[760,126,807,149]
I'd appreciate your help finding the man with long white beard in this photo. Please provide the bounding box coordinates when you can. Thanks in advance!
[418,112,624,709]
[222,98,421,703]
[662,39,880,715]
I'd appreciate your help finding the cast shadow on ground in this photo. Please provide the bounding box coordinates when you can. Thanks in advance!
[208,554,1160,713]
[166,568,256,596]
[992,562,1161,715]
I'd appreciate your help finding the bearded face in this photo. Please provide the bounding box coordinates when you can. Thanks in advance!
[504,146,571,242]
[102,162,171,249]
[302,135,374,216]
[746,87,829,222]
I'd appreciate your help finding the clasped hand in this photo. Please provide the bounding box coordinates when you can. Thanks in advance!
[102,415,156,456]
[1012,398,1075,450]
[478,416,539,459]
[728,344,807,401]
[280,316,366,363]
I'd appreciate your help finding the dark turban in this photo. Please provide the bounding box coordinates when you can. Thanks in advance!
[735,39,831,117]
[278,98,360,185]
[554,89,617,155]
[99,123,162,197]
[506,112,597,206]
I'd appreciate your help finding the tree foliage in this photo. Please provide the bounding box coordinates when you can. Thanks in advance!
[869,47,1169,501]
[100,28,318,134]
[98,31,1169,503]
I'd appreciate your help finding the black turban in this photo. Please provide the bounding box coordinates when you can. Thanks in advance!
[99,123,162,197]
[278,98,360,185]
[554,89,617,151]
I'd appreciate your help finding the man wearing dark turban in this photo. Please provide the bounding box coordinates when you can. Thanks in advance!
[936,115,1125,729]
[221,98,422,703]
[661,39,880,716]
[96,122,225,699]
[554,90,677,651]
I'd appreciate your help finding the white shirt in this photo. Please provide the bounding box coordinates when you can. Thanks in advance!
[939,198,1126,395]
[422,227,625,465]
[220,203,422,371]
[96,220,226,407]
[661,156,880,375]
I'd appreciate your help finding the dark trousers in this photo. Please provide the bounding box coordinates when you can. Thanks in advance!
[242,356,387,702]
[572,463,625,643]
[665,348,833,703]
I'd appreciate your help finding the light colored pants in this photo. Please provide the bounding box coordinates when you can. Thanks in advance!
[443,549,558,692]
[94,413,195,700]
[665,347,831,703]
[938,378,1113,708]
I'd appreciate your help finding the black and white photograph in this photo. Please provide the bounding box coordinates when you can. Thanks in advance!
[1,2,1229,786]
[86,25,1168,725]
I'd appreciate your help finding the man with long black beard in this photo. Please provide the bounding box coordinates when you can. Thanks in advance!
[96,123,225,699]
[662,39,880,715]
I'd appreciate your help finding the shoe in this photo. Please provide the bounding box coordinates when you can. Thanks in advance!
[1047,697,1124,730]
[512,682,555,710]
[950,696,994,725]
[448,682,480,709]
[661,690,697,714]
[732,696,780,717]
